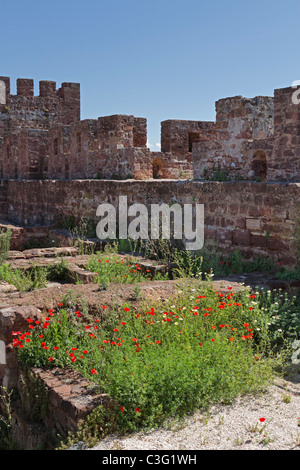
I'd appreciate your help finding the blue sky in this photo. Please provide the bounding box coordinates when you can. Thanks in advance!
[1,0,299,149]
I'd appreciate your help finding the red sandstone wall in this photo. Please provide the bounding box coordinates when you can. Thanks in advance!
[193,96,274,180]
[0,77,80,136]
[152,151,193,179]
[267,87,300,181]
[161,120,216,155]
[5,179,299,266]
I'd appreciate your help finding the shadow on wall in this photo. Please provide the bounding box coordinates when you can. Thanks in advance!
[153,157,164,178]
[252,150,267,180]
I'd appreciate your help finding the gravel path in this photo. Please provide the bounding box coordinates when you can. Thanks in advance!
[91,373,300,451]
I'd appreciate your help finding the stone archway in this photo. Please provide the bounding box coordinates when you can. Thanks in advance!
[252,150,267,180]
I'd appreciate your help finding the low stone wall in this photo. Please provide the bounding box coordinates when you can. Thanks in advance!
[4,179,300,266]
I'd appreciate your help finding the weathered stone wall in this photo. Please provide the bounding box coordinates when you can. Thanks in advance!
[5,179,299,266]
[17,129,49,180]
[152,151,193,179]
[215,96,274,141]
[161,119,216,155]
[0,77,80,181]
[267,87,300,181]
[0,78,80,136]
[47,125,71,180]
[47,115,150,180]
[0,180,8,219]
[193,96,274,180]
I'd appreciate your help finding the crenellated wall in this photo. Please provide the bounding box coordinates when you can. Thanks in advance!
[0,77,80,136]
[0,76,300,267]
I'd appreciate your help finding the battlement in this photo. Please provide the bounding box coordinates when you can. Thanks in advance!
[0,77,80,136]
[0,76,80,100]
[1,76,300,185]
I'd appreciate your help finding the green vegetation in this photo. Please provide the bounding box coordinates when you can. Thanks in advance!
[14,270,298,448]
[0,258,69,292]
[1,233,299,449]
[0,228,11,265]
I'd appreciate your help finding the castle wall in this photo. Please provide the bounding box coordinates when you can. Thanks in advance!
[267,87,300,181]
[47,125,71,180]
[97,115,143,154]
[161,120,216,155]
[5,179,299,266]
[193,96,274,180]
[46,115,150,180]
[152,151,193,179]
[0,78,80,137]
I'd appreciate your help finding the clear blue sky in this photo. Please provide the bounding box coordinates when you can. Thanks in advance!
[1,0,299,150]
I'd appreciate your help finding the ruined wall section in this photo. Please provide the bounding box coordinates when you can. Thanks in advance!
[0,77,80,181]
[159,120,216,179]
[47,125,71,180]
[46,114,151,180]
[0,77,80,136]
[17,130,49,180]
[151,151,193,179]
[267,86,300,181]
[161,119,216,154]
[193,96,274,180]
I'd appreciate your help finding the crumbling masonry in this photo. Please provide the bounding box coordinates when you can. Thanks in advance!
[0,76,300,265]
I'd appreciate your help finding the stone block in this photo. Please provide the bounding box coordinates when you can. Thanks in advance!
[246,218,261,231]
